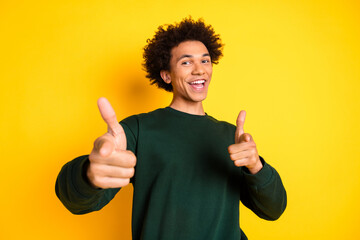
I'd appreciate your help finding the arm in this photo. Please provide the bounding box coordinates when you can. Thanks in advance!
[228,110,287,220]
[55,155,120,214]
[240,156,287,220]
[55,98,137,214]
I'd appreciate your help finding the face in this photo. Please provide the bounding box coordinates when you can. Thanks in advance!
[161,40,213,106]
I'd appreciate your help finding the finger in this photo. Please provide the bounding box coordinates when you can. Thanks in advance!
[91,150,137,168]
[228,140,256,154]
[234,156,261,170]
[92,176,131,189]
[90,163,135,178]
[107,150,137,167]
[229,149,253,161]
[238,133,252,143]
[93,134,115,156]
[233,159,248,167]
[235,110,246,143]
[107,166,135,178]
[99,139,115,157]
[97,97,127,150]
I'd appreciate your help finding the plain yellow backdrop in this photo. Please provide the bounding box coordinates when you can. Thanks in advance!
[1,0,359,239]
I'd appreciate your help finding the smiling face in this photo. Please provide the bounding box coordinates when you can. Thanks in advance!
[160,40,213,110]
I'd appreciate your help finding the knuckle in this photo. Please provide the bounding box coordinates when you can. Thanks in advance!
[128,152,137,166]
[129,168,135,177]
[120,178,130,187]
[228,144,238,153]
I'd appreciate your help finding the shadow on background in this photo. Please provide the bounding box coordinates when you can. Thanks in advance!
[112,63,171,117]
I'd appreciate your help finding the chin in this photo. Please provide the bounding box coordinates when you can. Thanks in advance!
[192,94,207,102]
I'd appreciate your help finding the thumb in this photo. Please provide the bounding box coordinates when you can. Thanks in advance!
[235,110,246,143]
[97,97,127,150]
[238,133,252,143]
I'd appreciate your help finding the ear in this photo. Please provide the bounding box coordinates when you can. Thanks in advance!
[160,70,171,84]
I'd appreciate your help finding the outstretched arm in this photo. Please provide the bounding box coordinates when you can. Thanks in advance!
[55,98,136,214]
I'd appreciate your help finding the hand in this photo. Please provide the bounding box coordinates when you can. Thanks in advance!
[228,110,263,174]
[87,97,136,189]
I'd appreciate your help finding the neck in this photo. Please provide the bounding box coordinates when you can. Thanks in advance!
[169,99,205,116]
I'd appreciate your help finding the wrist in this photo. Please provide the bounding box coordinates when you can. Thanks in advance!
[247,157,263,174]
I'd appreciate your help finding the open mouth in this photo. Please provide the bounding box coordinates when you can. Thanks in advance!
[189,80,206,90]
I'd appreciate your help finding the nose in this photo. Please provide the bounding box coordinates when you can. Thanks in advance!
[192,62,205,75]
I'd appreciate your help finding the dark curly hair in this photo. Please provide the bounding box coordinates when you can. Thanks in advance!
[143,17,224,92]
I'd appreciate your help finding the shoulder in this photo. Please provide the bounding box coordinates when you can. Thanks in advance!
[120,108,167,127]
[119,108,166,147]
[206,114,236,130]
[204,114,236,142]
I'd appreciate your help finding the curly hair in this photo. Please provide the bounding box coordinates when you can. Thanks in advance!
[143,17,224,92]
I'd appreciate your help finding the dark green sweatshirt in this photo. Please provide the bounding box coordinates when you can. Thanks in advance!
[56,107,287,239]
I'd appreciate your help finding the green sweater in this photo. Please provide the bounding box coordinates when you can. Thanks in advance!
[56,107,287,240]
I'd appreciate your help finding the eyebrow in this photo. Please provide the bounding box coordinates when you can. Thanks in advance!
[176,53,210,62]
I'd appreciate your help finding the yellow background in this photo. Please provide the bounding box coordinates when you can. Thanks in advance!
[1,0,359,239]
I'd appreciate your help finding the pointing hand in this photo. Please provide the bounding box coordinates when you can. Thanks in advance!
[87,98,136,189]
[228,110,263,174]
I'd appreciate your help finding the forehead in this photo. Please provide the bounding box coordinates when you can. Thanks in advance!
[170,41,209,59]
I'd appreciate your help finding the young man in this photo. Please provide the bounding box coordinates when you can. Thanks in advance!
[56,17,287,240]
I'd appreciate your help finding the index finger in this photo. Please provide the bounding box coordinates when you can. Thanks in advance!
[97,97,123,136]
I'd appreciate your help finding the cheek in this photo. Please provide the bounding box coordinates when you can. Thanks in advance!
[172,69,189,82]
[207,65,213,75]
[208,69,213,78]
[170,73,186,90]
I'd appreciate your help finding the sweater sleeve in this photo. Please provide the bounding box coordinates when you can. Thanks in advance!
[239,156,287,220]
[55,155,120,214]
[55,115,139,215]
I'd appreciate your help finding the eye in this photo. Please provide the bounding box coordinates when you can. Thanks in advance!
[202,59,211,64]
[181,61,191,65]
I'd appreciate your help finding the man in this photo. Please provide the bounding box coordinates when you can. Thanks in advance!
[56,17,287,240]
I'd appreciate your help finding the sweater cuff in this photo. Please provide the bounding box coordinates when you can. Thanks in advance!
[73,155,104,197]
[241,156,274,187]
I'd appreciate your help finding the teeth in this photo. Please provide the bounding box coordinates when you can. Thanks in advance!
[190,80,205,85]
